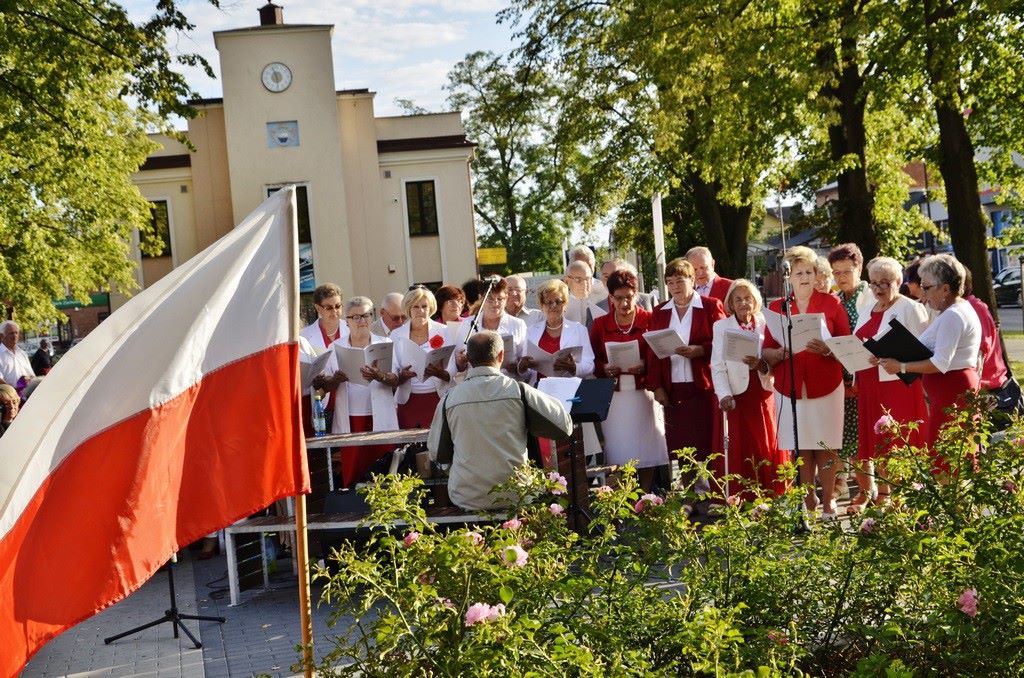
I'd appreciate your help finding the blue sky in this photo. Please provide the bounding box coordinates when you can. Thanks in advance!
[126,0,515,116]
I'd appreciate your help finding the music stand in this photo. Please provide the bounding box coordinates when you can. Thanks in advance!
[562,378,615,533]
[104,553,225,648]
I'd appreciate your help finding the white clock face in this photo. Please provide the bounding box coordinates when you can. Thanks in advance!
[261,62,292,93]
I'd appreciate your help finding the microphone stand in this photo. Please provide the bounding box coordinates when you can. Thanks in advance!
[778,194,806,533]
[466,277,499,340]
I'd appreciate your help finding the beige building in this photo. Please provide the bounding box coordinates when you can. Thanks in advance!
[130,3,478,311]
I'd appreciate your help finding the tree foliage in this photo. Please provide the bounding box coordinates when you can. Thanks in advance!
[0,1,216,326]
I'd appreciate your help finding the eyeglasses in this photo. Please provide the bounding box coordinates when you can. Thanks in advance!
[542,299,566,307]
[486,296,508,305]
[612,294,636,304]
[868,280,897,290]
[346,312,373,321]
[317,303,343,311]
[920,284,935,292]
[566,275,588,283]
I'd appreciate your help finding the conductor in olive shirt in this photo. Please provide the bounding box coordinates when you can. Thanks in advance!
[428,330,573,511]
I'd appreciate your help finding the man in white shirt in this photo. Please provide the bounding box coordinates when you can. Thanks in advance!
[370,292,406,337]
[0,321,35,387]
[504,275,543,325]
[685,246,733,303]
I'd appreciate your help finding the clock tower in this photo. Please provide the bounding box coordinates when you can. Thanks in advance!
[213,3,353,294]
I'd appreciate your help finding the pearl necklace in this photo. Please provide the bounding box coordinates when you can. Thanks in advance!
[546,321,564,331]
[614,313,636,335]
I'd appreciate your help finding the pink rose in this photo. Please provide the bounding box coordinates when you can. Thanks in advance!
[487,603,506,621]
[429,334,445,349]
[547,471,568,495]
[594,485,613,497]
[501,517,523,530]
[549,503,565,516]
[440,597,456,610]
[634,493,664,514]
[912,482,925,491]
[767,629,789,645]
[958,588,979,617]
[726,494,741,507]
[417,572,435,585]
[860,518,876,534]
[466,531,484,546]
[465,602,491,626]
[502,544,529,568]
[874,414,896,435]
[403,531,420,547]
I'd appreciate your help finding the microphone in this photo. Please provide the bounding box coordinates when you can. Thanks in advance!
[782,260,791,277]
[483,274,502,284]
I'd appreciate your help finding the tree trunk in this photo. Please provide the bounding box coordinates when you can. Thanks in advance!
[691,174,752,279]
[820,36,879,262]
[934,103,996,315]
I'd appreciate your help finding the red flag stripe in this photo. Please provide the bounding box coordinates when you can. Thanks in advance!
[0,343,308,673]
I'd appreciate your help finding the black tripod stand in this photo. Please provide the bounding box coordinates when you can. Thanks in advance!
[104,554,225,648]
[563,378,615,533]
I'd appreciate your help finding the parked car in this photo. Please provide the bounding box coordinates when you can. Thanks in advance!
[994,267,1022,307]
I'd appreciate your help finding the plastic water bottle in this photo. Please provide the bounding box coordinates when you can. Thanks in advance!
[312,394,327,437]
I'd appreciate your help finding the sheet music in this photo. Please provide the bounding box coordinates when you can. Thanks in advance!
[446,320,465,344]
[762,309,828,353]
[300,350,333,392]
[400,338,455,379]
[527,341,583,377]
[537,376,581,413]
[501,333,515,368]
[724,329,760,363]
[824,335,875,374]
[605,339,642,370]
[334,342,392,386]
[643,328,684,360]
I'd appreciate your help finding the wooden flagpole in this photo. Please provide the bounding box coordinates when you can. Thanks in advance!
[284,185,315,676]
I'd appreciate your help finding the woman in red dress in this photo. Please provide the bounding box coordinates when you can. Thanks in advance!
[590,270,667,490]
[710,279,788,497]
[646,258,726,474]
[850,257,930,511]
[761,246,851,519]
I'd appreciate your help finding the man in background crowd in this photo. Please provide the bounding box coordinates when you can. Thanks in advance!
[505,275,543,325]
[686,246,733,303]
[370,292,406,337]
[0,321,35,389]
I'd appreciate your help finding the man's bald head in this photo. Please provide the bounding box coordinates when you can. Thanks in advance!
[466,330,503,368]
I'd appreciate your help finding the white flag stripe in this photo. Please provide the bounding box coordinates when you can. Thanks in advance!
[0,188,297,540]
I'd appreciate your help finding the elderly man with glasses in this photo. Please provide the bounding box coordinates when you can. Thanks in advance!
[504,275,543,326]
[370,292,407,338]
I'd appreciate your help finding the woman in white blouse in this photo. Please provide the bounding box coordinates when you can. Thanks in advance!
[710,279,788,497]
[314,296,399,486]
[391,287,452,430]
[878,254,981,462]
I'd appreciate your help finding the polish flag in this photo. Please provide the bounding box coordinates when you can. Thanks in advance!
[0,188,310,674]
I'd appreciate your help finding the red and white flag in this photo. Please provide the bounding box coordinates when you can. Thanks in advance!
[0,188,310,674]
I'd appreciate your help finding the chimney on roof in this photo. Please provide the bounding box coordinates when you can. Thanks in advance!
[259,3,284,26]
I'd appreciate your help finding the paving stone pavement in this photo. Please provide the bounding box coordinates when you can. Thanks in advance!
[21,548,348,678]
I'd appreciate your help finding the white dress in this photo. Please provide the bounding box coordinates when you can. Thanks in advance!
[602,374,668,468]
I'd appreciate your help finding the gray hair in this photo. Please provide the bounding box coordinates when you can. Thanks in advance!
[565,260,593,278]
[466,330,503,367]
[919,254,966,296]
[345,296,374,314]
[867,256,903,282]
[601,257,636,275]
[0,321,19,334]
[568,245,596,270]
[380,292,404,311]
[504,274,527,290]
[685,246,713,262]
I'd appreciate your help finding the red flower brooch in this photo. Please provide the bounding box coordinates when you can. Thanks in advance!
[429,335,445,349]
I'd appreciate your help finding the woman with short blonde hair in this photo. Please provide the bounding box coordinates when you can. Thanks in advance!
[392,287,451,429]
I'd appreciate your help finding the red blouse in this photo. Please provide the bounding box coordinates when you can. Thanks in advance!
[590,307,654,390]
[763,290,851,399]
[645,296,726,392]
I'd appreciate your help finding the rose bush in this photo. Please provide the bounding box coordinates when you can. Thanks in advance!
[310,392,1024,676]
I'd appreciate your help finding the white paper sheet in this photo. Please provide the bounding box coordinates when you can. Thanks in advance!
[536,376,582,413]
[300,349,333,392]
[446,320,465,344]
[605,339,642,370]
[762,309,828,353]
[400,338,456,379]
[643,328,684,360]
[824,335,875,374]
[501,333,515,368]
[724,329,761,363]
[527,341,583,377]
[334,342,393,386]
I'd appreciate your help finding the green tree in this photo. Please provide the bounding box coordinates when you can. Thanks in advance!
[0,1,216,326]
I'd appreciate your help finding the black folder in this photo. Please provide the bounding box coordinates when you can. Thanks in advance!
[569,378,615,423]
[862,318,933,385]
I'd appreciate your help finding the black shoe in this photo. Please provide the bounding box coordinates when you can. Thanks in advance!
[794,516,811,535]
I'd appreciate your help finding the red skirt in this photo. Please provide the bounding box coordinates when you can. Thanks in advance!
[338,415,394,487]
[664,382,715,461]
[713,375,789,497]
[922,368,980,470]
[856,369,928,461]
[397,391,441,430]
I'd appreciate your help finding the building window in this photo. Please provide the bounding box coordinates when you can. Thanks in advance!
[406,180,438,236]
[267,184,315,292]
[143,200,172,258]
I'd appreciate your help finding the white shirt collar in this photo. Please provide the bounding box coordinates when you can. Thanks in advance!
[660,294,704,312]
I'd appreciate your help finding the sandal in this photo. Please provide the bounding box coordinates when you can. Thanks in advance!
[846,493,871,515]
